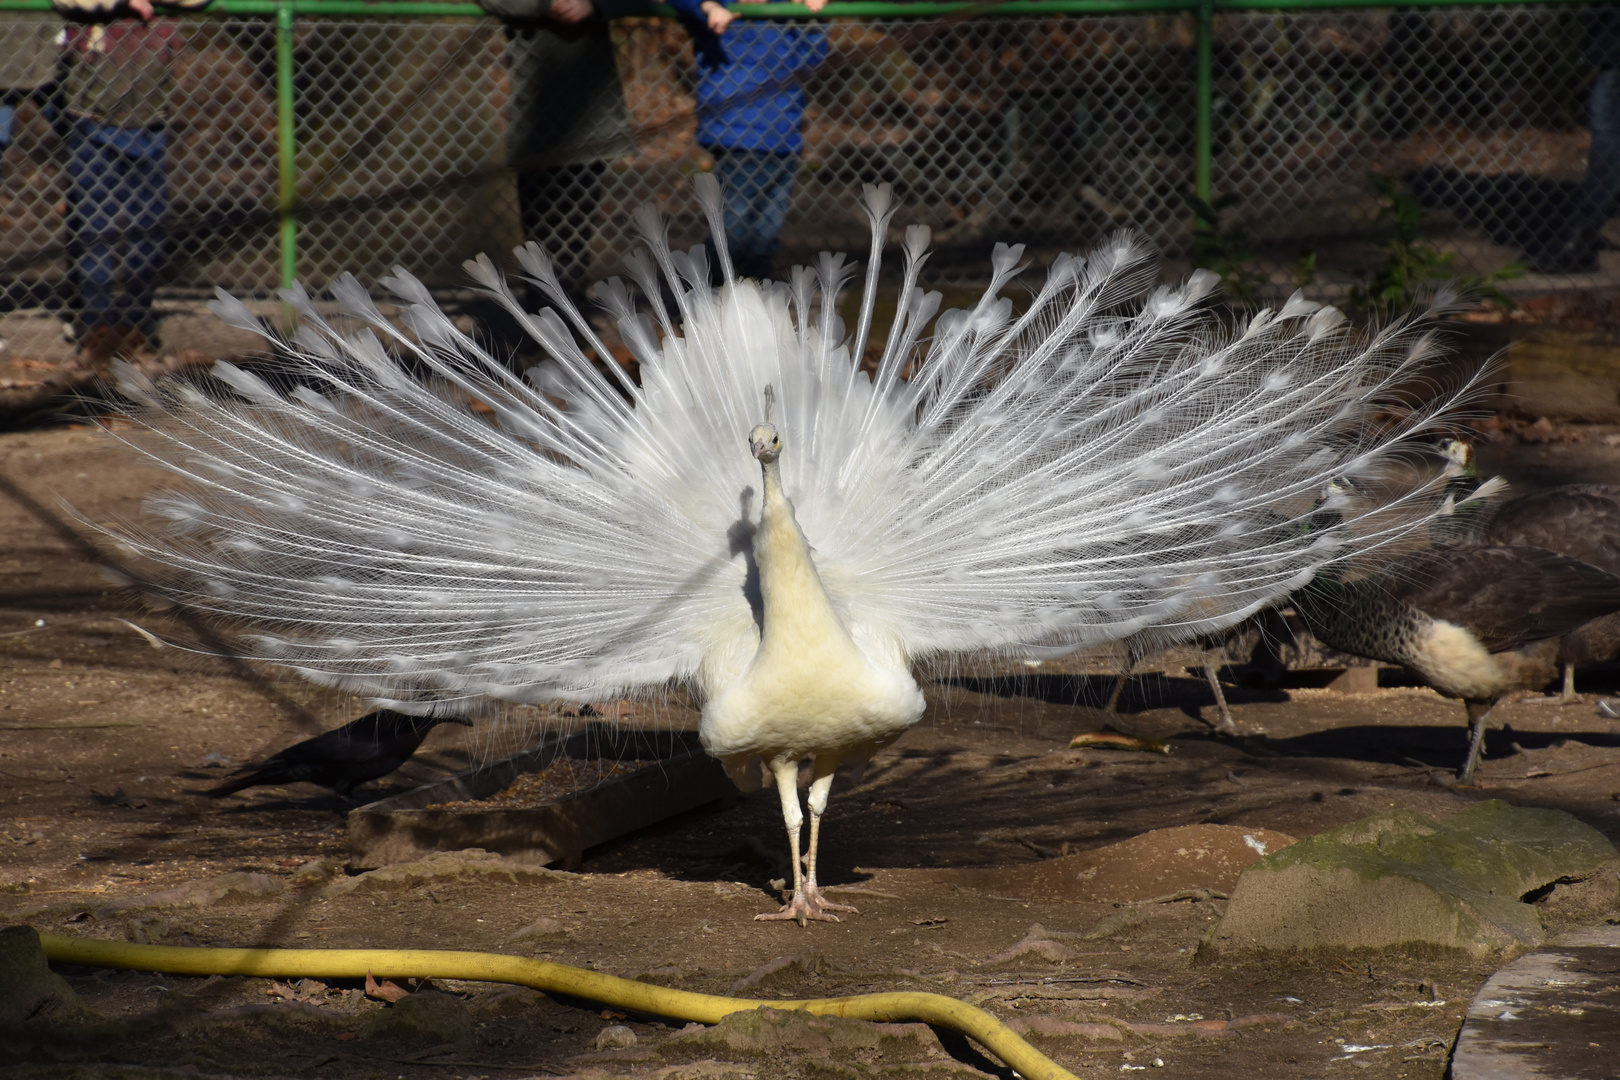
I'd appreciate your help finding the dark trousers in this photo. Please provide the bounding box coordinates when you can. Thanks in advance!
[66,116,168,334]
[517,160,605,304]
[712,147,798,280]
[1568,69,1620,248]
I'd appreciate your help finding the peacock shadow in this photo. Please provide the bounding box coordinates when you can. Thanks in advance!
[727,486,763,632]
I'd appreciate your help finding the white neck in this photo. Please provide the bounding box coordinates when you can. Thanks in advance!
[753,458,860,664]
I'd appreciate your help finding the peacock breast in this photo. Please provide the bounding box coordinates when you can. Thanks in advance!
[698,651,924,759]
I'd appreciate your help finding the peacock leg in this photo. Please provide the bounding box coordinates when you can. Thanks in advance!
[1202,654,1239,736]
[801,758,857,918]
[755,758,837,925]
[1458,699,1495,785]
[1104,659,1132,713]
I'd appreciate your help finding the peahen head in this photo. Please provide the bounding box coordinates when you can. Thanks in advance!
[749,423,783,464]
[1438,438,1475,476]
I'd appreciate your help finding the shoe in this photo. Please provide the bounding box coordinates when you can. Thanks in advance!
[76,324,148,366]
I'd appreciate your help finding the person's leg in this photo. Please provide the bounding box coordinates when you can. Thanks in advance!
[1537,69,1620,271]
[67,119,119,337]
[715,149,792,280]
[520,160,604,307]
[743,151,798,279]
[713,148,758,277]
[118,132,169,339]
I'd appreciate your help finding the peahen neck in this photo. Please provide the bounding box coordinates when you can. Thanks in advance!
[1293,567,1408,666]
[1291,502,1402,662]
[753,458,863,666]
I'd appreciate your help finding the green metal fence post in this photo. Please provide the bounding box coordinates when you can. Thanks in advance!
[276,0,297,289]
[1195,0,1213,203]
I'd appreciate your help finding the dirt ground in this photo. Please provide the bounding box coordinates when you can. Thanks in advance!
[3,411,1620,1080]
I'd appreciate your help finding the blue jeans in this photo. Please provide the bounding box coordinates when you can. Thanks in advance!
[67,117,169,334]
[712,147,798,280]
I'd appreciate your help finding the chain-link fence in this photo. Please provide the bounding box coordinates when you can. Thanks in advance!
[0,1,1609,326]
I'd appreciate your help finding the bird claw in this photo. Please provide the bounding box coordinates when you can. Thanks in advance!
[755,887,857,925]
[805,884,857,915]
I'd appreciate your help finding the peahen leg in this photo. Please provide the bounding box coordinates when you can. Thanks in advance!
[1458,699,1495,785]
[1525,662,1579,705]
[754,757,837,925]
[801,758,856,919]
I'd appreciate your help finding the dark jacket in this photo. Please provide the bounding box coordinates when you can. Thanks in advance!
[666,0,827,153]
[476,0,657,168]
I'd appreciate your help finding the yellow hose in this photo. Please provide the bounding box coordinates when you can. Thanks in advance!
[40,933,1076,1080]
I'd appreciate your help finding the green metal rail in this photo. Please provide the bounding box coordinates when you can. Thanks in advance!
[0,0,1603,285]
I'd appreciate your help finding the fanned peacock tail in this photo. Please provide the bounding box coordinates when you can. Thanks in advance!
[101,178,1491,714]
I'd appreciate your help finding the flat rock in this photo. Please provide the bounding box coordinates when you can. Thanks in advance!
[96,871,284,915]
[1207,801,1620,956]
[939,824,1297,902]
[322,848,569,898]
[1450,924,1620,1080]
[363,989,474,1043]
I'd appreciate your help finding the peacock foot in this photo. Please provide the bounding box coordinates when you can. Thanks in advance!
[755,886,857,925]
[805,883,857,915]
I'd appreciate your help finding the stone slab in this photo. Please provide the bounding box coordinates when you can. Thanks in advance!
[1450,925,1620,1080]
[347,726,736,870]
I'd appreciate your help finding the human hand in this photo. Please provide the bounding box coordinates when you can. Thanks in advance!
[700,0,734,33]
[804,0,827,11]
[129,0,155,19]
[550,0,594,23]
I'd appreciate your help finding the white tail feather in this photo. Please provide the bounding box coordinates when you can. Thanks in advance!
[104,181,1489,712]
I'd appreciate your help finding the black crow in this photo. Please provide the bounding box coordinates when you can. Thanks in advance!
[203,710,472,799]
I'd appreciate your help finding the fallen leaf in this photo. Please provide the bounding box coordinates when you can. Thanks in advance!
[1069,731,1171,754]
[365,971,410,1003]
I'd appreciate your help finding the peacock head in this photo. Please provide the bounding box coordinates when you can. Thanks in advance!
[749,423,783,464]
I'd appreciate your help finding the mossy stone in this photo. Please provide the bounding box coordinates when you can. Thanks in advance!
[1208,802,1618,957]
